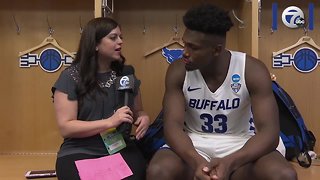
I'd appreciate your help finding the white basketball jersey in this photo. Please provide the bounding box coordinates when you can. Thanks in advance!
[183,51,255,137]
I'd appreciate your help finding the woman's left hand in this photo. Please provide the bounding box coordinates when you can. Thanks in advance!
[134,112,150,140]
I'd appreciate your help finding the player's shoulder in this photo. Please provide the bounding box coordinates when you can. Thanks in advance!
[229,50,267,72]
[166,59,186,84]
[245,54,268,72]
[244,54,272,89]
[170,58,185,67]
[168,59,186,74]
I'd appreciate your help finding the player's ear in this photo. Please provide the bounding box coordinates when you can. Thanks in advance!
[212,44,222,56]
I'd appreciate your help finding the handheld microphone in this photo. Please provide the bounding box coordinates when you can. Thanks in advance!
[116,75,135,106]
[115,66,135,138]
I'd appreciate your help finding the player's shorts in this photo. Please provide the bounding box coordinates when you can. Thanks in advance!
[161,133,286,162]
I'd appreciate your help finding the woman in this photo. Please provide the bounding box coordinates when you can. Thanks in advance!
[52,17,150,180]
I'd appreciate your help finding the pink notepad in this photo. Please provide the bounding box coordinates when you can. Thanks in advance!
[75,153,133,180]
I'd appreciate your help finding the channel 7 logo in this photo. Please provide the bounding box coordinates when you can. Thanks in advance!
[272,3,314,30]
[282,6,305,28]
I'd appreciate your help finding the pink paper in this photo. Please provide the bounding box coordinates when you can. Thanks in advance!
[75,153,133,180]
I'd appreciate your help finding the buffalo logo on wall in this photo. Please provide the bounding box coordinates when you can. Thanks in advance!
[161,47,183,64]
[18,36,75,73]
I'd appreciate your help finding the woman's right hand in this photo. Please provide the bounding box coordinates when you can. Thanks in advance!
[108,106,133,128]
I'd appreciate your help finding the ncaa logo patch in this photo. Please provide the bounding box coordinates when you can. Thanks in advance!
[282,6,305,28]
[231,74,241,93]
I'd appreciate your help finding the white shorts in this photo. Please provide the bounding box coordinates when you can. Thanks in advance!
[162,133,286,162]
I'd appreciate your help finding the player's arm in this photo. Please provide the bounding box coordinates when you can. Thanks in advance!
[163,60,208,170]
[224,56,280,171]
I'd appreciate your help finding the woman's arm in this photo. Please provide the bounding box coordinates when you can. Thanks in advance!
[53,90,133,138]
[132,89,150,140]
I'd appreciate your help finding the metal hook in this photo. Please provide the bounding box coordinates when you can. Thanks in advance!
[102,0,114,17]
[173,14,179,36]
[79,16,83,34]
[258,0,261,38]
[46,16,54,36]
[232,10,245,28]
[142,15,146,34]
[303,27,308,36]
[12,15,21,35]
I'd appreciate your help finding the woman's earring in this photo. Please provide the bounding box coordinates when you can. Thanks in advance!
[96,47,98,51]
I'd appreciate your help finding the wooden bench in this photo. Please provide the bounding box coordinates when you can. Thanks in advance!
[0,154,319,180]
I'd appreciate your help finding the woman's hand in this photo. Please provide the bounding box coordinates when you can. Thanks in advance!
[134,111,150,140]
[109,106,133,128]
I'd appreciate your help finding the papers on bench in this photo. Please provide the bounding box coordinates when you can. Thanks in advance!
[75,153,133,180]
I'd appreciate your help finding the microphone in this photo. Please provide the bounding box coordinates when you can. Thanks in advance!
[115,66,135,138]
[116,75,135,106]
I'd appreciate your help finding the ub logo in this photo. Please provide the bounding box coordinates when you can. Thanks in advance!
[282,6,305,28]
[162,47,183,64]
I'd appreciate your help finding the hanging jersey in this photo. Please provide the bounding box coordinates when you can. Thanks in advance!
[183,51,254,137]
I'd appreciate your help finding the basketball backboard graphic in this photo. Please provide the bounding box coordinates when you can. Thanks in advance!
[20,48,74,73]
[272,36,320,73]
[19,36,75,73]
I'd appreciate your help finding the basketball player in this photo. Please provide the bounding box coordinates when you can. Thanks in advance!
[147,4,297,180]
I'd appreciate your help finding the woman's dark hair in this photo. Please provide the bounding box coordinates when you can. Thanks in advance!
[73,17,125,100]
[183,4,234,37]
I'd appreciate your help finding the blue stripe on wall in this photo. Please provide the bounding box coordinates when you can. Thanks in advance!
[309,3,314,30]
[272,3,278,31]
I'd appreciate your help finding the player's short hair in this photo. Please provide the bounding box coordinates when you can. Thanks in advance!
[183,4,234,37]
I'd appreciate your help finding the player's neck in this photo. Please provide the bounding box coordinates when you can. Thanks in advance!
[203,50,230,76]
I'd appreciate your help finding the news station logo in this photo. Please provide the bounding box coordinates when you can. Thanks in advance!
[281,6,305,28]
[272,3,314,31]
[119,76,130,88]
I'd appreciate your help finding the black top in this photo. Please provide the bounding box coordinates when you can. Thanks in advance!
[52,64,141,157]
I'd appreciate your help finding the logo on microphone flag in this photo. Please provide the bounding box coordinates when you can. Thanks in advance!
[116,75,134,90]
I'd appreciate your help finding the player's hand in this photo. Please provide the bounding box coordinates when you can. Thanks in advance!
[109,106,133,128]
[134,112,150,140]
[194,164,212,180]
[208,157,232,180]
